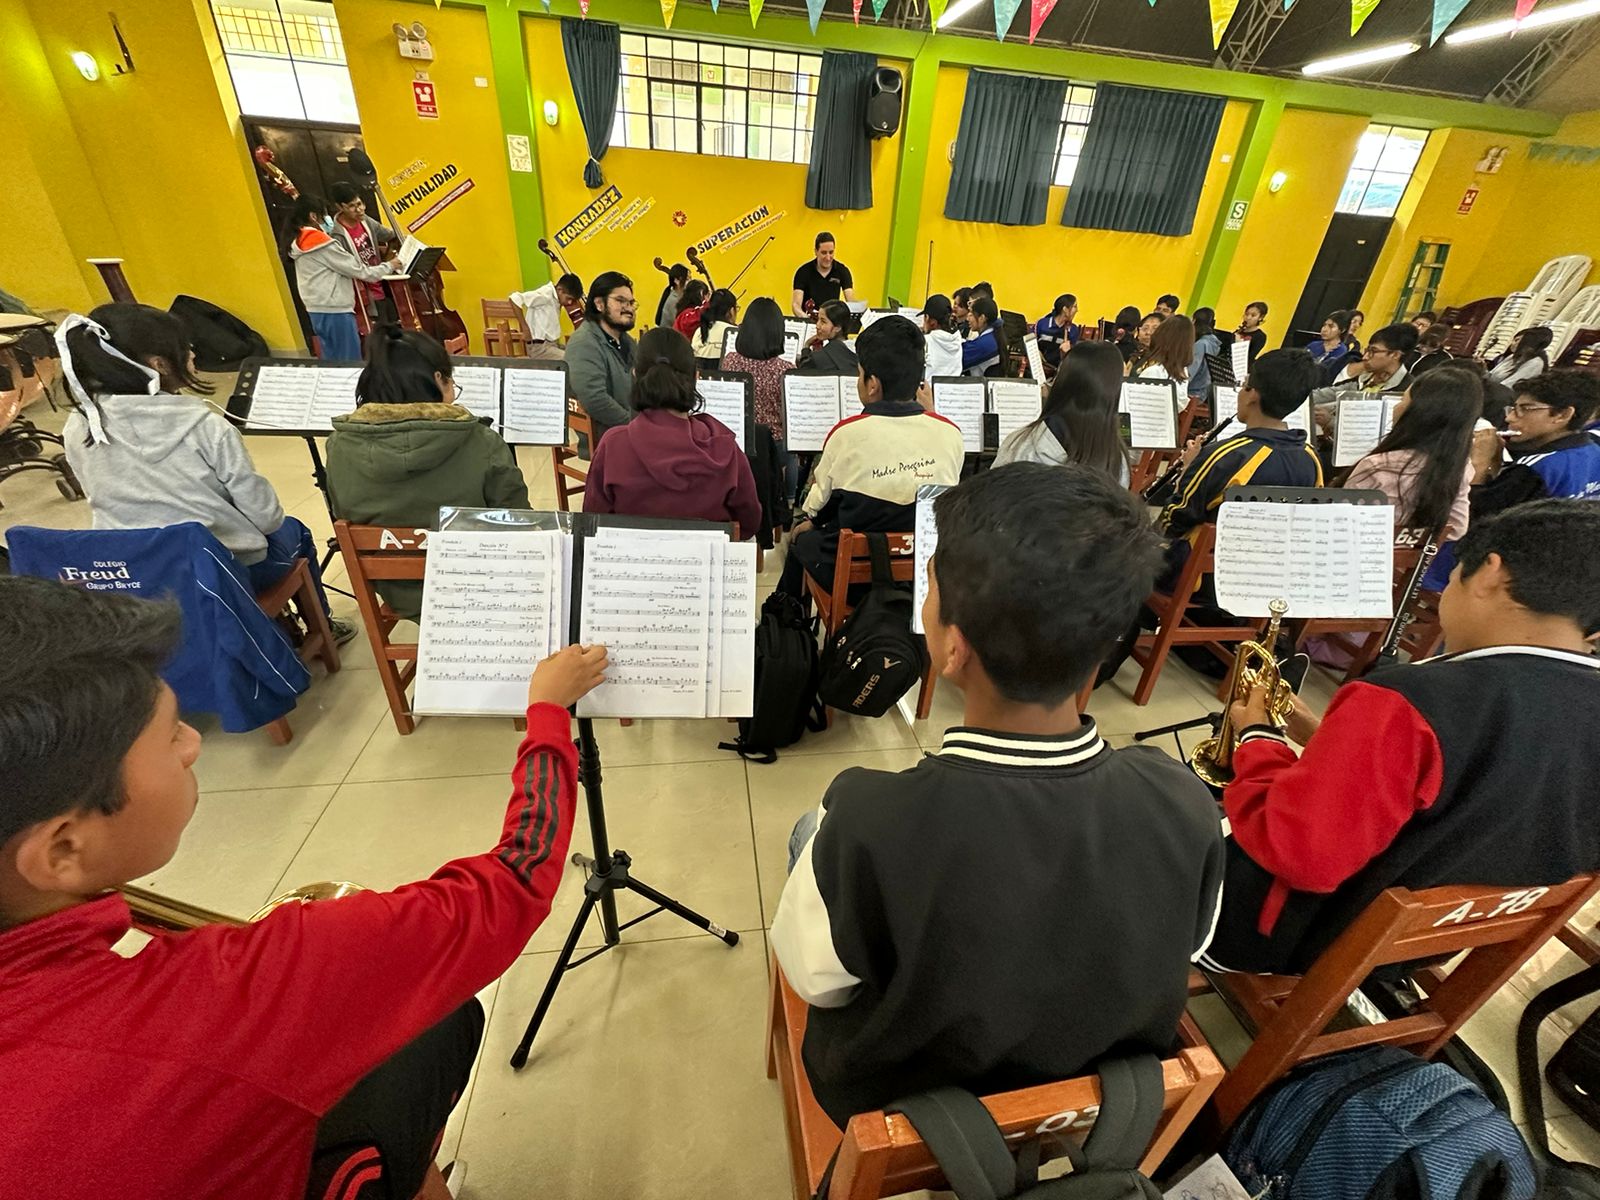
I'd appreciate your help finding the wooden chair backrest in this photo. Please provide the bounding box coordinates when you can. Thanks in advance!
[553,400,593,513]
[1209,873,1600,1129]
[443,333,469,356]
[482,320,530,358]
[481,299,532,339]
[333,520,429,734]
[824,530,916,635]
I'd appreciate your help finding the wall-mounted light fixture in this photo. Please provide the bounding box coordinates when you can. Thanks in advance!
[70,51,101,81]
[1268,171,1288,193]
[543,100,559,127]
[393,20,434,61]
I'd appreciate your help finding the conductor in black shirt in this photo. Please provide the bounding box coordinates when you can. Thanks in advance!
[792,231,857,317]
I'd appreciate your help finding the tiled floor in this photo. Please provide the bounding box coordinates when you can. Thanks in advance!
[3,392,1594,1193]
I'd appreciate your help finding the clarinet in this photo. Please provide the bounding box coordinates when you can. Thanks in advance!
[1140,415,1233,505]
[1365,530,1441,675]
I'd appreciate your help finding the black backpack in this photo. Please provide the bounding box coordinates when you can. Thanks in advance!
[167,295,270,371]
[720,591,822,764]
[1516,961,1600,1197]
[858,1057,1166,1200]
[816,533,925,719]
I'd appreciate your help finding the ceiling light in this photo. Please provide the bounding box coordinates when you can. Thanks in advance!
[1444,0,1600,45]
[934,0,985,29]
[1301,41,1420,76]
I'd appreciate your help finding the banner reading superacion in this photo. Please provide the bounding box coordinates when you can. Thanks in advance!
[693,204,786,256]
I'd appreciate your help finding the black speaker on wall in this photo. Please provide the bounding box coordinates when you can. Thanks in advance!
[866,67,903,138]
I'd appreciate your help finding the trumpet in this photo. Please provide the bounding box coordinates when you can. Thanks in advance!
[122,881,366,933]
[1189,598,1295,789]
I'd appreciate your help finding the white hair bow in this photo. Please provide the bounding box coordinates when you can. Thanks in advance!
[53,313,161,446]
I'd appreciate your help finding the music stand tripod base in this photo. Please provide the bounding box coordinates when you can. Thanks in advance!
[509,717,739,1070]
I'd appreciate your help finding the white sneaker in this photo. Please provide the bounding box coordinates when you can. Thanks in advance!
[329,617,360,646]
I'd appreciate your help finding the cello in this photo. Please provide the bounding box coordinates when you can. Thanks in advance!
[686,245,715,292]
[539,238,584,329]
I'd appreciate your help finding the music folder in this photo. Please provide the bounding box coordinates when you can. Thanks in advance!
[1121,379,1181,450]
[930,376,984,454]
[782,373,855,452]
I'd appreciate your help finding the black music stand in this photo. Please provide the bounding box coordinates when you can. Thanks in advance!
[504,511,742,1069]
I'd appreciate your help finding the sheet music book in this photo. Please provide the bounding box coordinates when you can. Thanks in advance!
[911,483,952,635]
[1230,340,1250,384]
[1215,501,1396,618]
[1283,398,1312,440]
[931,376,984,453]
[858,309,893,332]
[237,357,568,444]
[397,234,428,274]
[785,331,802,364]
[1023,333,1047,382]
[722,326,739,358]
[897,306,924,323]
[1213,386,1240,425]
[414,519,756,719]
[784,319,812,345]
[783,373,852,452]
[988,378,1043,448]
[1332,396,1399,467]
[695,373,752,452]
[1122,380,1181,450]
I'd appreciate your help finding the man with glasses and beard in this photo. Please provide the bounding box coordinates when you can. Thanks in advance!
[564,271,638,448]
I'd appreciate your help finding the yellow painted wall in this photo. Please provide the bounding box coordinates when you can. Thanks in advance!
[1357,127,1533,324]
[336,0,526,347]
[523,16,904,312]
[1451,110,1600,302]
[18,0,300,347]
[912,66,1247,323]
[1214,108,1370,341]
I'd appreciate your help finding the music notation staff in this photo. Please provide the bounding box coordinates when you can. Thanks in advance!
[1215,502,1394,619]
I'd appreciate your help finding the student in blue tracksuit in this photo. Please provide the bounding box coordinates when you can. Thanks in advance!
[962,298,1005,377]
[1033,294,1080,370]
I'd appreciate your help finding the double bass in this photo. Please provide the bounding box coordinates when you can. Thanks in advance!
[539,238,584,329]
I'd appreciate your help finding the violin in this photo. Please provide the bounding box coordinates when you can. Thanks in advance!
[686,246,714,292]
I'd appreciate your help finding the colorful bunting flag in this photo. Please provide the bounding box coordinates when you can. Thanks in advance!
[852,0,862,22]
[708,0,717,12]
[871,0,889,17]
[1029,0,1058,42]
[1352,0,1383,35]
[994,0,1023,39]
[806,0,825,33]
[928,0,949,27]
[1515,0,1539,15]
[1209,0,1242,47]
[661,0,677,25]
[579,0,589,14]
[541,0,551,12]
[749,0,763,25]
[1430,0,1470,42]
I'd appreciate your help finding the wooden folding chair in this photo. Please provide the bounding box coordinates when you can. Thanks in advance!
[1127,526,1267,706]
[333,521,427,735]
[553,400,593,513]
[443,333,469,356]
[1198,873,1600,1131]
[766,958,1223,1200]
[802,530,935,722]
[481,299,532,358]
[254,557,342,745]
[1290,537,1427,681]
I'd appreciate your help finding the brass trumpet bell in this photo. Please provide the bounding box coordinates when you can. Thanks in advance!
[1189,599,1294,790]
[250,881,367,922]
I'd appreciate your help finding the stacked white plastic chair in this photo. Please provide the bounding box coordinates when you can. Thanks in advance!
[1475,255,1592,359]
[1545,285,1600,361]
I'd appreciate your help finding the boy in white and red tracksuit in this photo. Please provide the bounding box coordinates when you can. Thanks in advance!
[0,574,608,1200]
[1203,499,1600,975]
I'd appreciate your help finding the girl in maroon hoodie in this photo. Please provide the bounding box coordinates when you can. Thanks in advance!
[583,326,763,537]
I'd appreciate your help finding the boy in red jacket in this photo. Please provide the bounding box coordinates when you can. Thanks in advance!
[0,576,607,1200]
[1203,499,1600,975]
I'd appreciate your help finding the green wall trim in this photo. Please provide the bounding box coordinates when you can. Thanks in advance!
[484,2,551,288]
[1191,91,1285,312]
[885,43,941,304]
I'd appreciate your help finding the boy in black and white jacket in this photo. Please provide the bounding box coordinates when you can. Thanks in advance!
[778,316,964,597]
[772,463,1225,1127]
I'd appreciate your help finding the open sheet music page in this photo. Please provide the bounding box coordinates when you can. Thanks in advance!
[784,319,812,345]
[988,379,1043,448]
[784,332,802,364]
[452,365,502,428]
[1212,386,1240,425]
[1333,396,1390,467]
[414,530,564,715]
[911,484,951,635]
[696,377,749,451]
[1214,502,1395,618]
[1023,333,1048,382]
[1283,398,1312,440]
[784,375,846,452]
[722,327,739,358]
[577,534,713,719]
[501,369,567,445]
[397,234,428,273]
[896,306,923,323]
[593,527,756,716]
[931,377,984,453]
[1230,340,1250,384]
[308,368,362,426]
[247,366,318,429]
[1123,381,1180,449]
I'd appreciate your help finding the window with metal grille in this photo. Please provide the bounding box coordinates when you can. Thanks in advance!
[1335,124,1430,218]
[1052,83,1097,187]
[611,34,822,165]
[209,0,358,124]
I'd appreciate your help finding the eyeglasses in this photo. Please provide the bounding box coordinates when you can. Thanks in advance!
[1505,402,1554,416]
[1365,346,1399,357]
[608,296,637,309]
[448,381,463,403]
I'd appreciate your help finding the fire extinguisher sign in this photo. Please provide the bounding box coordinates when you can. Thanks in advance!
[413,79,439,119]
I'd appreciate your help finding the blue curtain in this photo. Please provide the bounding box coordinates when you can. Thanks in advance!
[561,19,619,189]
[1060,83,1225,237]
[806,51,876,211]
[944,70,1067,227]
